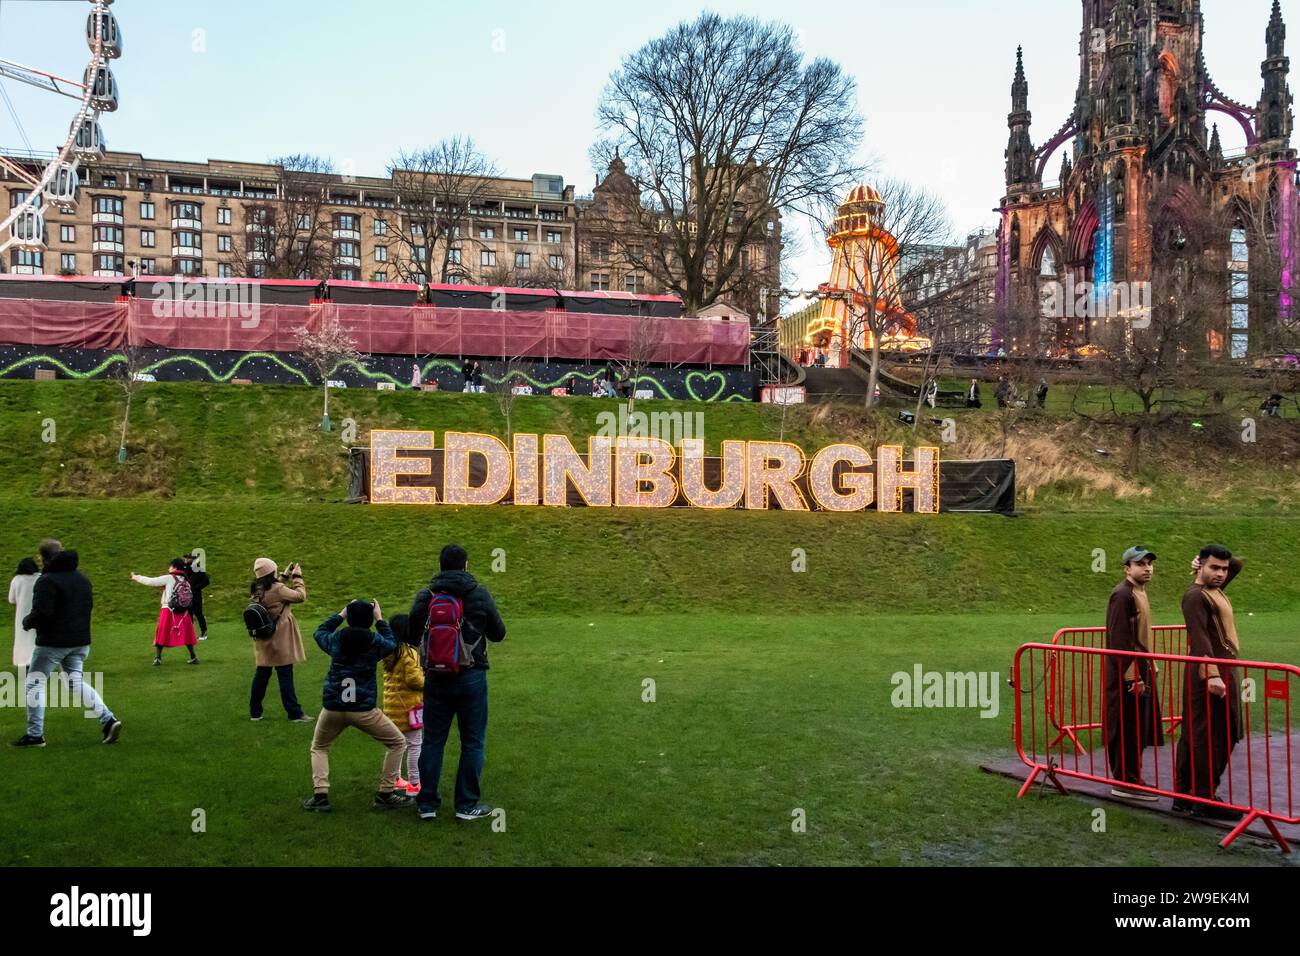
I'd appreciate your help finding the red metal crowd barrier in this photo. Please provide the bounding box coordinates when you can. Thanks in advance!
[1014,640,1298,852]
[1046,625,1187,753]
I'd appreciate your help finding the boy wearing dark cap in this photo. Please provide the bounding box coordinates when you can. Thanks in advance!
[1104,546,1163,800]
[303,599,413,812]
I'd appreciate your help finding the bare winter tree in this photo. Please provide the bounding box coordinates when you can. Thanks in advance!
[1072,182,1232,470]
[387,138,500,284]
[591,12,864,314]
[487,355,537,445]
[113,342,150,464]
[230,154,337,280]
[294,321,364,432]
[837,178,951,408]
[610,310,665,417]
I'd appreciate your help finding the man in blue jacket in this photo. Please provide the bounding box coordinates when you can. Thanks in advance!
[303,599,413,812]
[409,544,506,822]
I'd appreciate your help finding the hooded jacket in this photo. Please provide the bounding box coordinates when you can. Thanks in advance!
[314,614,396,711]
[23,550,93,648]
[409,569,506,670]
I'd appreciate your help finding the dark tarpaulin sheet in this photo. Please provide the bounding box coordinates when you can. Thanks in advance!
[349,448,1017,515]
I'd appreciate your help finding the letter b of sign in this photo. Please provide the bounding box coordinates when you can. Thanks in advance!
[342,678,356,704]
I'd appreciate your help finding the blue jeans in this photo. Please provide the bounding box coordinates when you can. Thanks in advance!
[25,645,114,738]
[417,669,488,812]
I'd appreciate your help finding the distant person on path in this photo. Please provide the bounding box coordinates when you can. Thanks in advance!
[131,559,199,666]
[14,539,121,748]
[1103,546,1163,801]
[8,556,38,670]
[925,380,938,409]
[381,612,425,795]
[248,559,311,723]
[995,376,1010,409]
[183,552,210,642]
[1261,392,1283,417]
[471,361,484,393]
[461,359,473,393]
[1036,379,1049,409]
[303,600,413,813]
[1172,546,1245,820]
[409,544,506,822]
[966,378,981,409]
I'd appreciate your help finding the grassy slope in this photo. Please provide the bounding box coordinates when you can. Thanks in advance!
[0,379,1298,866]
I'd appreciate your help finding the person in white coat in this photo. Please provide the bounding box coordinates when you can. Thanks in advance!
[8,557,39,669]
[131,558,198,665]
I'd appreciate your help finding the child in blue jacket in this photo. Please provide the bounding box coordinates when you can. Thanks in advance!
[303,599,414,812]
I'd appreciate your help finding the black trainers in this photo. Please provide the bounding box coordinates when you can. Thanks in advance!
[454,803,494,821]
[12,734,46,748]
[1170,799,1196,815]
[1193,803,1243,822]
[417,806,438,821]
[186,657,199,665]
[374,790,415,810]
[102,719,122,744]
[302,793,331,812]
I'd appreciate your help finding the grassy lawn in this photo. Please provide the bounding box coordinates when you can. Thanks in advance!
[0,379,1297,866]
[3,611,1295,867]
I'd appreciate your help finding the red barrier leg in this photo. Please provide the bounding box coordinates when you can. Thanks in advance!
[1218,810,1293,854]
[1018,763,1069,798]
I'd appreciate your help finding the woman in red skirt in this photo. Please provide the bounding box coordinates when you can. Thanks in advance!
[131,558,198,665]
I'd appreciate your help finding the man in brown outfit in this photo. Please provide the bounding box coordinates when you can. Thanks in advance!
[1104,546,1163,801]
[1172,545,1245,821]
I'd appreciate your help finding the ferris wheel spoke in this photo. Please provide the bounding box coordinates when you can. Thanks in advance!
[0,58,87,99]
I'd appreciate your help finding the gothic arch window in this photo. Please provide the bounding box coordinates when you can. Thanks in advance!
[1230,221,1250,358]
[1039,246,1057,277]
[1010,217,1021,263]
[1157,53,1179,121]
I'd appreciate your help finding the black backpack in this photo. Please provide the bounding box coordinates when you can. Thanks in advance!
[244,593,280,640]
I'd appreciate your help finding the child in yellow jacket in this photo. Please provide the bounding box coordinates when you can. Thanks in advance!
[382,614,426,794]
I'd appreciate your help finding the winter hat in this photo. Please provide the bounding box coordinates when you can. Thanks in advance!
[253,557,277,578]
[345,600,374,629]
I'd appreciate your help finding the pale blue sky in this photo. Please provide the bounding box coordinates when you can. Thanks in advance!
[0,0,1293,294]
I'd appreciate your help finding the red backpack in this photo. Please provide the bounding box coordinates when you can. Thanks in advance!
[422,591,479,673]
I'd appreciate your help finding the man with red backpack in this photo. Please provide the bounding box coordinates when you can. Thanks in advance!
[408,544,506,821]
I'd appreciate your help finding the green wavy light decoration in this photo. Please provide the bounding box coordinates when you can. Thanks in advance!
[2,352,750,401]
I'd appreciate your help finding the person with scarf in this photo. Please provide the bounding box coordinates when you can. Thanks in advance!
[1104,547,1164,800]
[1172,545,1245,820]
[131,559,198,665]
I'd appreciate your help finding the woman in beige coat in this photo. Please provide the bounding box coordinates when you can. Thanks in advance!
[249,557,312,722]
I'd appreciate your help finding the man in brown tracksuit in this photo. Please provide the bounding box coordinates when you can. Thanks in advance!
[1104,546,1163,800]
[1172,545,1245,820]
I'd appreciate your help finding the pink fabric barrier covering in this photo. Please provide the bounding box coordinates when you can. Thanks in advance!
[0,297,752,366]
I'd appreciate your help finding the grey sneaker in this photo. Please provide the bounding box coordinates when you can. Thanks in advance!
[454,803,494,821]
[102,719,122,744]
[1110,786,1157,802]
[374,790,415,810]
[289,714,314,723]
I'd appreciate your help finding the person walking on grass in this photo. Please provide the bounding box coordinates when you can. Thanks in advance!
[248,559,312,723]
[409,544,506,822]
[303,600,414,813]
[183,552,210,641]
[8,556,39,670]
[14,539,121,749]
[1103,546,1164,801]
[131,559,199,666]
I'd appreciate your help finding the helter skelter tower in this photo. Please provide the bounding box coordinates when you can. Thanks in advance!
[805,184,923,367]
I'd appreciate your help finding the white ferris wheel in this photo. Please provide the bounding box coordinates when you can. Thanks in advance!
[0,0,122,260]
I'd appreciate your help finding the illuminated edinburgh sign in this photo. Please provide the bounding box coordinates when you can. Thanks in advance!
[368,430,941,514]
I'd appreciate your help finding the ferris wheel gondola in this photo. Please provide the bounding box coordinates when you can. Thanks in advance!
[0,1,124,261]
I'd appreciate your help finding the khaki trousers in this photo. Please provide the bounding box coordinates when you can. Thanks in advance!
[310,708,406,793]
